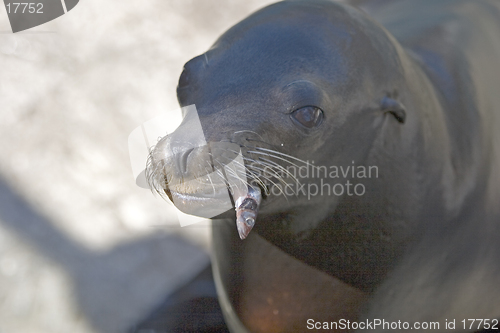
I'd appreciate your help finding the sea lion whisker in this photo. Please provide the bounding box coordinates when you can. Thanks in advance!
[247,150,305,169]
[145,152,171,193]
[252,147,311,166]
[217,156,269,194]
[202,164,218,196]
[239,156,292,187]
[245,164,292,197]
[257,157,302,187]
[210,161,232,184]
[212,153,249,176]
[251,148,329,175]
[146,165,165,196]
[246,167,288,201]
[219,153,276,191]
[216,160,251,187]
[212,160,257,198]
[213,155,260,189]
[253,161,301,191]
[214,151,289,194]
[244,163,288,187]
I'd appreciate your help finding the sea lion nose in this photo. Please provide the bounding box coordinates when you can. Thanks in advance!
[173,146,194,175]
[160,112,210,180]
[149,130,210,183]
[166,140,210,180]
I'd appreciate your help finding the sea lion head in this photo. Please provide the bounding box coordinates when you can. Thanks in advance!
[147,0,417,240]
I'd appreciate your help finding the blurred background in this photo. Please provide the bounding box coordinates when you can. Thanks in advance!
[0,0,276,332]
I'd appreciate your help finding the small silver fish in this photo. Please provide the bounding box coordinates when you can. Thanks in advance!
[234,185,262,239]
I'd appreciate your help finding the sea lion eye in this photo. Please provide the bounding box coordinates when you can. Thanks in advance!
[290,106,324,129]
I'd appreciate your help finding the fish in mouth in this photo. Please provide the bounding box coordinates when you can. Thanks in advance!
[145,132,304,240]
[234,183,262,239]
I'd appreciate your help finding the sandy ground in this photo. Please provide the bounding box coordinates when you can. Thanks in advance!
[0,0,275,332]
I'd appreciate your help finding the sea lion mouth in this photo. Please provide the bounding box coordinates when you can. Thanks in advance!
[146,138,306,239]
[167,180,229,198]
[163,186,227,203]
[161,182,236,221]
[163,176,264,240]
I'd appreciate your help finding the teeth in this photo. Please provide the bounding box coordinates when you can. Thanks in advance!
[234,185,262,240]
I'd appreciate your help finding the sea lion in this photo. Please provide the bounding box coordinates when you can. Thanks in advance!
[147,0,500,331]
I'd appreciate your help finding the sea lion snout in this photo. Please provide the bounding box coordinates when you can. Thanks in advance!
[148,134,211,183]
[146,122,255,194]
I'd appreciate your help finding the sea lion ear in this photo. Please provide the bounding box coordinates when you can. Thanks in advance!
[381,96,406,124]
